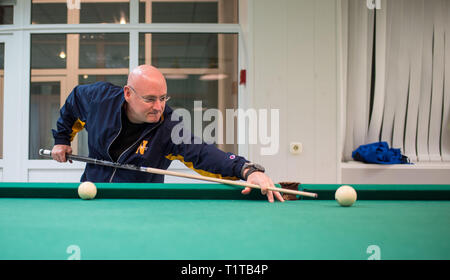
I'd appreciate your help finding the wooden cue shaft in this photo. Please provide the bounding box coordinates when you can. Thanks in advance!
[140,166,318,198]
[39,149,318,198]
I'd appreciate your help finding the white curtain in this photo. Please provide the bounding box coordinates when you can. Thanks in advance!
[342,0,450,162]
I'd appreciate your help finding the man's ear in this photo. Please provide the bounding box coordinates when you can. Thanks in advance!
[123,86,131,100]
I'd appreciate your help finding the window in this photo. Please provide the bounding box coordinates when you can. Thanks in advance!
[31,0,130,24]
[147,33,219,68]
[139,0,238,23]
[31,3,67,24]
[29,82,60,159]
[28,0,239,159]
[31,34,67,69]
[79,33,129,68]
[0,5,13,25]
[80,2,129,24]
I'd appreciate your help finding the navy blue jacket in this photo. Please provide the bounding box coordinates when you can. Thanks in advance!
[52,82,248,183]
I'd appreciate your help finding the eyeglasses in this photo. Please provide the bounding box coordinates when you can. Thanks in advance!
[127,85,171,104]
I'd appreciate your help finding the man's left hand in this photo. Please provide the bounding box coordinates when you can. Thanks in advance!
[241,172,285,203]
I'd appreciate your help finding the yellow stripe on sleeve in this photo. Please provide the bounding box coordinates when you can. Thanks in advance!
[165,154,240,181]
[69,119,86,142]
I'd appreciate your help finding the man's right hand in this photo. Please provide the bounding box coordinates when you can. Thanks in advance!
[51,145,73,163]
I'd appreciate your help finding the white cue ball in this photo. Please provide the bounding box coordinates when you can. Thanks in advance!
[335,185,357,207]
[78,181,97,200]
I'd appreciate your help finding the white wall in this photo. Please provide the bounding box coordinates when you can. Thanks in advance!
[247,0,338,184]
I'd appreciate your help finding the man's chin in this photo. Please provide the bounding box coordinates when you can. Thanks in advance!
[146,113,161,123]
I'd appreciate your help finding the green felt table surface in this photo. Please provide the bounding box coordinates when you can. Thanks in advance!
[0,183,450,260]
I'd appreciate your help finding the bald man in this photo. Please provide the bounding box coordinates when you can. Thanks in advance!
[52,65,284,203]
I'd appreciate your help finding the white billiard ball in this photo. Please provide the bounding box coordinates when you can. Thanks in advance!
[78,181,97,200]
[335,185,357,207]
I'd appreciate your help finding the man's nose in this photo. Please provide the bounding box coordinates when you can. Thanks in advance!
[152,98,163,111]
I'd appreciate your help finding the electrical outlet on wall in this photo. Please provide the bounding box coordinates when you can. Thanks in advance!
[290,142,303,155]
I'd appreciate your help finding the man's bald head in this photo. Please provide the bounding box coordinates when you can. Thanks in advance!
[127,65,167,95]
[124,65,168,124]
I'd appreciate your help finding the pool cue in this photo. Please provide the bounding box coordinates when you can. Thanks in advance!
[39,149,318,198]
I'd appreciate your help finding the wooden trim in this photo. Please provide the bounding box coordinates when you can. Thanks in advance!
[31,69,68,76]
[143,0,218,2]
[32,0,130,3]
[77,68,129,75]
[159,68,219,74]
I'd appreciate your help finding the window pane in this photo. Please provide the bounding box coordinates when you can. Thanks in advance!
[168,75,218,110]
[31,34,67,69]
[142,33,218,68]
[29,82,60,159]
[31,3,67,24]
[80,2,129,24]
[139,2,145,23]
[152,2,217,23]
[139,0,238,23]
[0,43,4,158]
[0,6,13,24]
[140,33,238,153]
[79,33,129,68]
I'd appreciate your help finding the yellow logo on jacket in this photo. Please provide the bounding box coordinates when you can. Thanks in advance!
[136,140,148,155]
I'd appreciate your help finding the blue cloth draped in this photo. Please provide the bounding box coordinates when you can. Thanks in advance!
[352,142,410,164]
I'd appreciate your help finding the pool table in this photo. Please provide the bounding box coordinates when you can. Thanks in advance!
[0,182,449,260]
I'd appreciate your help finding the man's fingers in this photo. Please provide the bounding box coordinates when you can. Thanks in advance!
[267,190,274,203]
[260,182,269,195]
[60,152,69,162]
[241,187,251,195]
[260,188,267,196]
[51,145,72,163]
[269,179,285,202]
[274,190,285,202]
[262,181,274,203]
[244,173,285,203]
[53,153,65,163]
